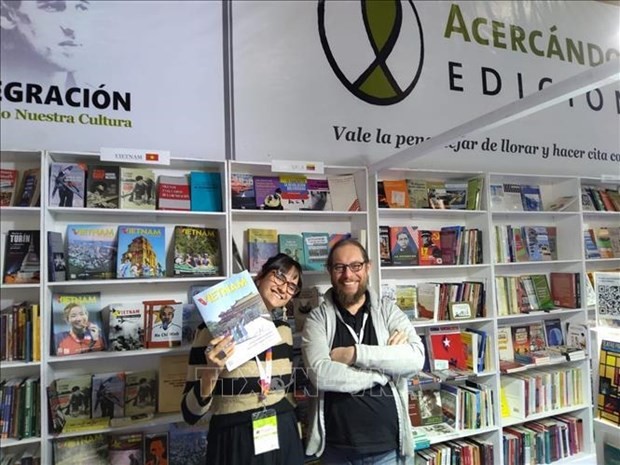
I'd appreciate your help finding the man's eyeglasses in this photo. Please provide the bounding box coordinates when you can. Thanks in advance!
[271,270,300,295]
[329,262,366,274]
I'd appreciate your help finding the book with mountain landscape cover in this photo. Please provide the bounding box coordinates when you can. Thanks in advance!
[66,224,117,280]
[192,270,281,371]
[172,226,221,277]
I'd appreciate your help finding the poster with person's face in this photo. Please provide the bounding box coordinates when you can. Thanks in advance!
[0,1,224,158]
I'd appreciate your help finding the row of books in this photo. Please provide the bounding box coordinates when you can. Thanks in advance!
[232,172,360,212]
[0,302,40,362]
[48,370,159,433]
[490,183,564,212]
[502,414,584,465]
[378,177,483,210]
[500,366,584,420]
[584,226,620,259]
[582,185,620,212]
[494,225,557,264]
[498,320,587,374]
[414,436,494,465]
[381,280,486,322]
[0,376,40,441]
[247,228,352,273]
[0,168,41,207]
[495,272,582,317]
[47,163,222,212]
[52,426,208,465]
[51,291,202,357]
[379,225,484,267]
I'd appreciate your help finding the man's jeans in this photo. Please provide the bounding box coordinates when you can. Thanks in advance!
[321,446,406,465]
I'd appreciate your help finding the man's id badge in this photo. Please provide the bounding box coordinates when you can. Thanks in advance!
[252,409,279,455]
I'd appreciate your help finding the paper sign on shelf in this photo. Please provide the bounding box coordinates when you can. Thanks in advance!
[271,159,324,175]
[100,148,170,166]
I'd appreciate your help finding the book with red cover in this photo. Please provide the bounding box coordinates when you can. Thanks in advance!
[419,230,442,265]
[550,272,580,308]
[427,327,467,370]
[157,175,190,211]
[0,169,18,206]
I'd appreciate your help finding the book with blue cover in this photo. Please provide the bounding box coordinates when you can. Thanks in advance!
[302,232,330,271]
[190,171,222,212]
[66,224,117,280]
[520,184,543,211]
[192,270,281,370]
[116,225,166,278]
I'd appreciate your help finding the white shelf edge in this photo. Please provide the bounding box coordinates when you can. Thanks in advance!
[0,437,42,448]
[501,404,590,427]
[51,413,183,439]
[48,346,190,363]
[426,425,498,445]
[47,276,225,287]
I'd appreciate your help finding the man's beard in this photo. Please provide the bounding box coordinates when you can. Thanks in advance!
[333,277,368,307]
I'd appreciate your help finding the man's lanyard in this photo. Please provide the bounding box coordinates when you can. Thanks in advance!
[255,348,273,402]
[335,311,368,344]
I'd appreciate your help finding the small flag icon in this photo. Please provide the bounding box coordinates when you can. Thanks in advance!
[145,153,159,162]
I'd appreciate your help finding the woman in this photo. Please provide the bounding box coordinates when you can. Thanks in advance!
[181,253,305,465]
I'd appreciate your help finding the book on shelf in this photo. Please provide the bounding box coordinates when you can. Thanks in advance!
[418,230,442,265]
[378,225,392,266]
[181,303,203,345]
[406,179,428,208]
[520,184,543,211]
[108,432,143,465]
[253,175,283,210]
[388,226,419,266]
[581,186,597,211]
[49,162,86,207]
[377,181,389,208]
[327,174,360,211]
[47,231,66,282]
[545,195,577,212]
[279,174,310,210]
[144,432,169,465]
[604,443,620,465]
[230,173,256,209]
[190,171,222,212]
[302,231,330,271]
[522,226,553,262]
[382,179,409,208]
[247,227,278,273]
[426,180,446,209]
[465,176,483,210]
[14,167,41,207]
[116,225,166,278]
[91,372,125,419]
[144,300,183,348]
[416,282,440,320]
[53,374,93,429]
[172,225,221,277]
[124,370,157,416]
[565,322,588,350]
[66,224,117,280]
[2,230,40,284]
[278,233,304,267]
[443,182,468,209]
[530,274,554,310]
[192,270,281,371]
[598,339,620,426]
[417,389,444,426]
[395,285,417,320]
[543,318,564,346]
[584,229,602,259]
[231,237,245,273]
[119,167,156,210]
[157,174,190,211]
[427,326,467,370]
[86,164,119,208]
[158,354,189,413]
[608,226,620,257]
[52,291,106,356]
[593,227,615,258]
[550,272,581,308]
[502,183,524,211]
[105,302,145,351]
[169,423,208,464]
[53,433,108,465]
[0,168,18,206]
[328,232,352,252]
[306,178,332,211]
[595,271,620,327]
[490,183,505,210]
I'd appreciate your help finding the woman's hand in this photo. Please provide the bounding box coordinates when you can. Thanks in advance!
[206,334,235,369]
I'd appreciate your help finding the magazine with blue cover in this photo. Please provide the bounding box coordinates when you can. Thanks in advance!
[192,270,281,370]
[116,225,166,278]
[66,224,117,280]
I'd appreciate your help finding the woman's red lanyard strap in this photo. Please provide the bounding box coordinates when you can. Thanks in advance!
[255,348,273,403]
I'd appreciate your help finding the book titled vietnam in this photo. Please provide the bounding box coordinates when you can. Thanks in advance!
[116,225,166,278]
[86,165,119,208]
[172,226,221,277]
[2,230,40,284]
[66,224,117,280]
[52,291,105,356]
[105,302,145,351]
[49,162,86,208]
[192,270,281,370]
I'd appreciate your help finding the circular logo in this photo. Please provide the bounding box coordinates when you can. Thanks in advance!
[318,0,424,105]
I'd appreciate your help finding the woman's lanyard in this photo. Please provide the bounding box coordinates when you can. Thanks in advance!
[335,310,368,344]
[255,348,273,403]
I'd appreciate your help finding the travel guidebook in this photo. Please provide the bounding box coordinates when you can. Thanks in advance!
[116,225,166,278]
[192,270,281,370]
[66,224,117,280]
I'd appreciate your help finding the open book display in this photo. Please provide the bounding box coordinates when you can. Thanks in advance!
[192,270,281,370]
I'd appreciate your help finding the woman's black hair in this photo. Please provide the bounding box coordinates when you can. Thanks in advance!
[255,253,303,295]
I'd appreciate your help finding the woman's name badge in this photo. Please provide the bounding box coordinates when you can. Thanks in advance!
[252,409,279,455]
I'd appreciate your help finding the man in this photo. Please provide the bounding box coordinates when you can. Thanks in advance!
[151,305,182,343]
[302,239,425,464]
[1,0,91,86]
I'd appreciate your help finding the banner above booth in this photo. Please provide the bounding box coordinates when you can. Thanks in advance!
[0,1,225,159]
[232,1,620,176]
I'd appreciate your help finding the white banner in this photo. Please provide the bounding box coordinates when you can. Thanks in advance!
[232,1,620,176]
[0,1,225,159]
